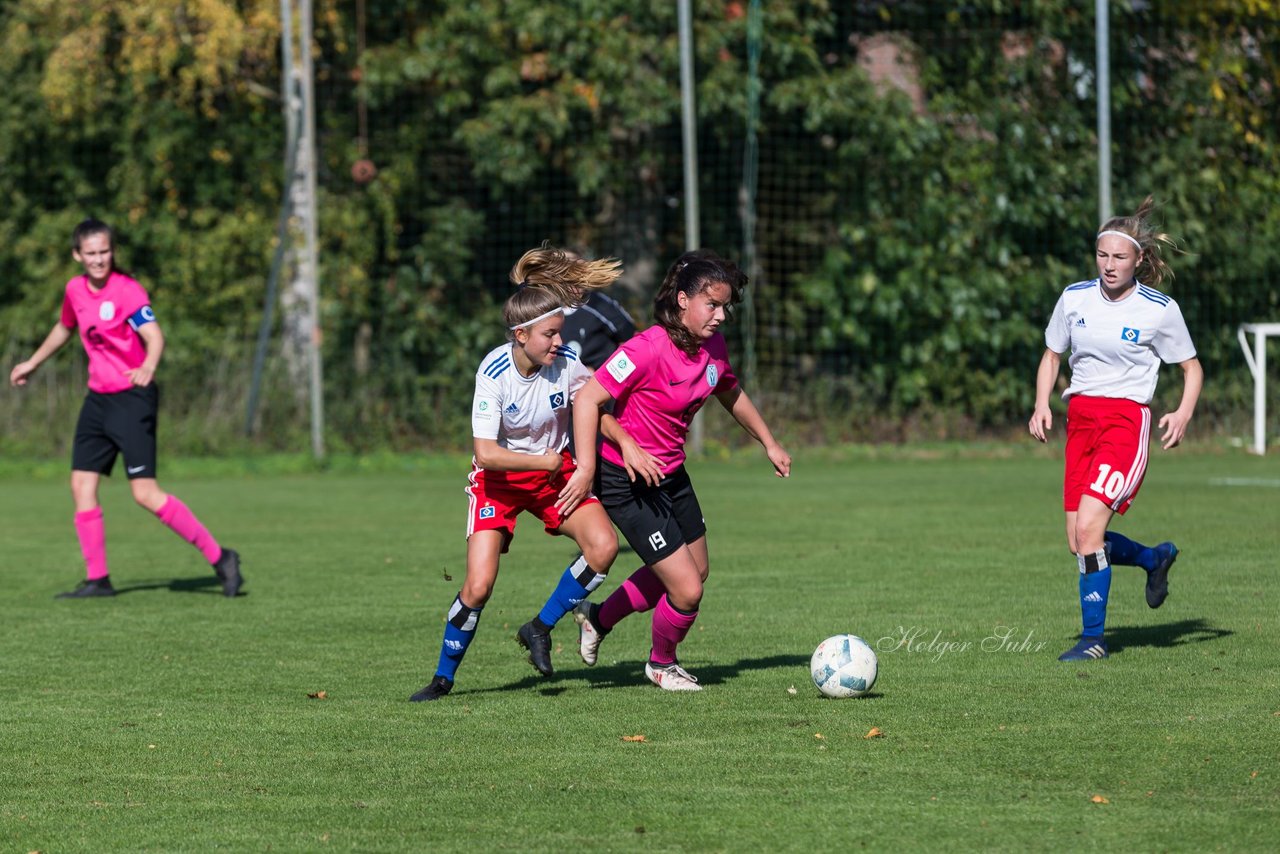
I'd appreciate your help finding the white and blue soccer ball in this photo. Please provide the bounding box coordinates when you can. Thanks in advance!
[810,634,878,698]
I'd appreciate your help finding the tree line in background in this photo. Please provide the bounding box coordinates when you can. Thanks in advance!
[2,0,1277,457]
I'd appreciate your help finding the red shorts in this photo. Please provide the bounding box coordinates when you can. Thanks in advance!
[1063,395,1151,515]
[464,450,598,551]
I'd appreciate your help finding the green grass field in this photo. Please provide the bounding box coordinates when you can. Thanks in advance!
[2,448,1278,851]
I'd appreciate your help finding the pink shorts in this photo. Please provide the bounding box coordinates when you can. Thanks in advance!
[465,450,598,551]
[1063,395,1151,516]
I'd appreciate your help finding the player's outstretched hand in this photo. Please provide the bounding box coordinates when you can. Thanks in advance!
[1028,404,1053,442]
[1158,410,1191,450]
[554,467,592,517]
[619,441,663,487]
[766,442,791,478]
[9,360,37,387]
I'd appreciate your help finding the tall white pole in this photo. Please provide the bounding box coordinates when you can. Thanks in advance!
[677,0,704,453]
[678,0,700,252]
[299,0,325,458]
[1096,0,1112,224]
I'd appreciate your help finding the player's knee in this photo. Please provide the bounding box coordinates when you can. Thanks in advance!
[69,473,98,508]
[130,483,165,512]
[668,579,703,612]
[460,580,495,608]
[582,536,618,574]
[1072,526,1103,555]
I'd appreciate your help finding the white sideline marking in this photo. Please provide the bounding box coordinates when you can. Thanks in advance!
[1208,477,1280,488]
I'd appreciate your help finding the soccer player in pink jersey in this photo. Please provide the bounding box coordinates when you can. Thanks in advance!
[9,219,242,599]
[410,246,623,702]
[1029,197,1202,661]
[566,250,792,691]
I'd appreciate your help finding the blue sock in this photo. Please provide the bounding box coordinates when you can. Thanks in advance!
[1077,549,1111,638]
[1104,531,1154,571]
[435,594,482,681]
[537,555,605,628]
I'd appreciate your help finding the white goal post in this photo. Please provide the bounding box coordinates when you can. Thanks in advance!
[1237,322,1280,455]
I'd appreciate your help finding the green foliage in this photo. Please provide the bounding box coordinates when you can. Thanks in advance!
[2,0,1278,453]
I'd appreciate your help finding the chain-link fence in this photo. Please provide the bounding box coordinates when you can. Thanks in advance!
[2,1,1277,458]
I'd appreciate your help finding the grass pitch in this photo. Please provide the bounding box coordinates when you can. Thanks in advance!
[2,448,1278,851]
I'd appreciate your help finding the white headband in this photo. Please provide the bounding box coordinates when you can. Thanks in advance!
[1096,230,1142,252]
[509,306,564,331]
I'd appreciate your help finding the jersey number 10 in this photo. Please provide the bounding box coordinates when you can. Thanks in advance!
[1089,463,1127,501]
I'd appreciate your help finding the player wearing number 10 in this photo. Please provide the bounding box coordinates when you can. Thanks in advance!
[1029,197,1203,662]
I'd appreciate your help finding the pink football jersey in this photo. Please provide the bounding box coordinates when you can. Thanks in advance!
[595,325,738,475]
[60,273,154,393]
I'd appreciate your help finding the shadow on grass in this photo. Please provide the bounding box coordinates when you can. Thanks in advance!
[1098,618,1233,655]
[458,652,810,698]
[112,575,232,595]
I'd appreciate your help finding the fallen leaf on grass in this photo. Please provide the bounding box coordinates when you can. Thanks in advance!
[307,691,328,700]
[621,735,646,743]
[864,727,884,739]
[1090,795,1109,804]
[786,685,797,695]
[814,733,826,740]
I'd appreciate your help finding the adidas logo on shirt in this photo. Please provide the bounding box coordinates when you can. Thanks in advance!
[1075,317,1087,327]
[505,403,519,414]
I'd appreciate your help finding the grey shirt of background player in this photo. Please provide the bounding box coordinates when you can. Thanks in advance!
[561,291,636,369]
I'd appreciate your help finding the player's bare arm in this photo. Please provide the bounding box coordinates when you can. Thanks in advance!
[556,377,612,514]
[1159,357,1203,450]
[10,323,74,387]
[125,321,165,387]
[473,438,562,474]
[601,412,662,486]
[715,386,791,478]
[1029,348,1062,442]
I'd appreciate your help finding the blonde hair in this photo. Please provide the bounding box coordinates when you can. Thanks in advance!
[503,244,623,334]
[1097,196,1181,288]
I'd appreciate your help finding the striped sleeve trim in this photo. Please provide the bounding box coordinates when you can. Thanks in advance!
[1137,284,1171,306]
[483,354,511,378]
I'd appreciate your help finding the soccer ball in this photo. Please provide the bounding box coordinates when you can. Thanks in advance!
[810,634,878,698]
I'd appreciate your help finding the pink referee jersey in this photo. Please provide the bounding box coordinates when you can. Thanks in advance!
[595,326,739,476]
[60,273,154,394]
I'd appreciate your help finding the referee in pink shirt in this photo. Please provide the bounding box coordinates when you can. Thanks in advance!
[9,219,241,599]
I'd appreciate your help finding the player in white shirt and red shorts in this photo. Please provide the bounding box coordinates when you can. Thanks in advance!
[1030,197,1203,662]
[410,246,624,701]
[568,250,792,691]
[9,219,242,599]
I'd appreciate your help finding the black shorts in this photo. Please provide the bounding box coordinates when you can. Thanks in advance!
[72,385,159,479]
[594,459,706,565]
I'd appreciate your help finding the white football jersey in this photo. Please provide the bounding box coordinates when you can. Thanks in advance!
[470,343,593,455]
[1045,279,1197,404]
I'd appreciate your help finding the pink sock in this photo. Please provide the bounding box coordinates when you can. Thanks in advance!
[598,565,665,630]
[156,495,222,564]
[650,594,698,665]
[74,507,109,580]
